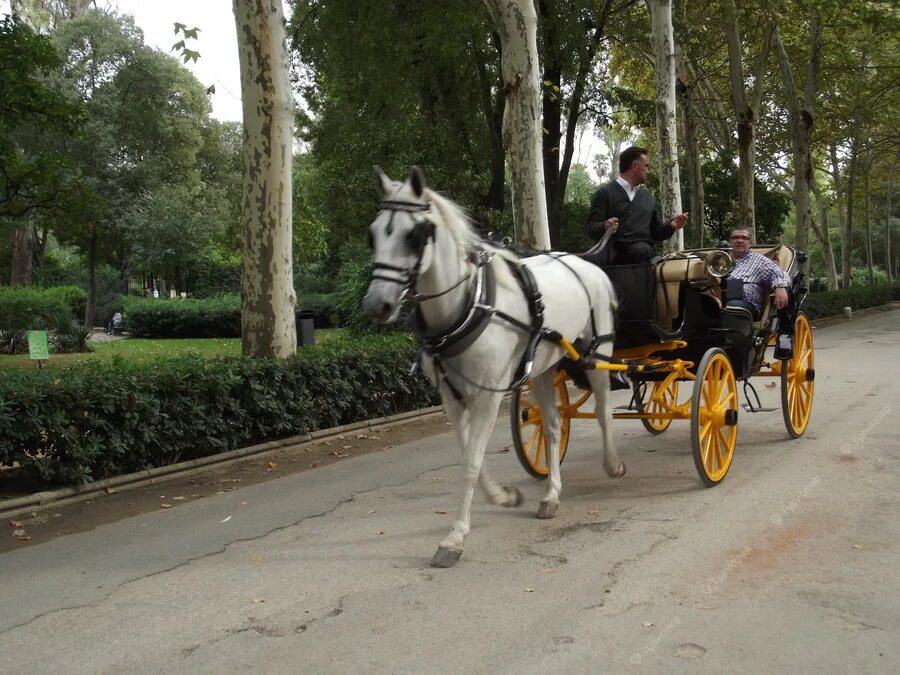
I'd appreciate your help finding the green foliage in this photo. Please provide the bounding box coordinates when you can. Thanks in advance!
[52,319,93,354]
[0,285,83,334]
[0,334,439,486]
[802,285,892,320]
[124,295,241,339]
[185,256,241,297]
[0,15,85,218]
[694,161,791,244]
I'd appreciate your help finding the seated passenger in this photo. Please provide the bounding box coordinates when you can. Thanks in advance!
[724,228,791,318]
[584,146,688,266]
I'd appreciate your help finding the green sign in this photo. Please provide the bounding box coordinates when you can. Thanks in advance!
[27,330,50,361]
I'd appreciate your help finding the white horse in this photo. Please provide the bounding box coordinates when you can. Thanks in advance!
[363,166,624,568]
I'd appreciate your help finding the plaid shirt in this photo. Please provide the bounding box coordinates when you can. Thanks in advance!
[731,250,792,312]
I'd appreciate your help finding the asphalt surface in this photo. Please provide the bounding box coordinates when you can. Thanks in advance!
[1,309,898,674]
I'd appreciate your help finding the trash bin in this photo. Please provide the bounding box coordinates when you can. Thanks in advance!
[296,309,315,346]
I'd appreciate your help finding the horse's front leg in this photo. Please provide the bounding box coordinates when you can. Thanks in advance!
[529,370,564,519]
[432,389,505,568]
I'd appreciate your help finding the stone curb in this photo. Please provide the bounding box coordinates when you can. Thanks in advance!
[0,405,445,520]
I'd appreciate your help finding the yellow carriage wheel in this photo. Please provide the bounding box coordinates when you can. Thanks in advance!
[690,348,738,487]
[639,379,679,435]
[511,373,572,479]
[781,312,815,438]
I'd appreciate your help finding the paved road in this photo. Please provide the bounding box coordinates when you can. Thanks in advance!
[2,310,898,674]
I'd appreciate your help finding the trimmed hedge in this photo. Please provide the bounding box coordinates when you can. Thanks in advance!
[0,334,439,487]
[802,285,892,320]
[124,294,241,338]
[0,285,85,334]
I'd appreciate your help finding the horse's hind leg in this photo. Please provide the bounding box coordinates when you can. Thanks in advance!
[530,370,563,519]
[586,367,626,478]
[432,389,506,568]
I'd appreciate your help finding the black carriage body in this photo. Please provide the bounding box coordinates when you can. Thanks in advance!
[604,245,807,380]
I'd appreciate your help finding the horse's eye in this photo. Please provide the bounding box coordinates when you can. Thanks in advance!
[407,221,435,253]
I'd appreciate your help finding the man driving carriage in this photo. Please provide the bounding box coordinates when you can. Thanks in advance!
[584,146,688,266]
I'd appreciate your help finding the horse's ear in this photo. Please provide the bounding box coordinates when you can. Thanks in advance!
[409,166,426,198]
[373,165,391,199]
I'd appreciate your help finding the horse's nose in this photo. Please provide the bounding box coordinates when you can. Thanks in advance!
[362,292,393,323]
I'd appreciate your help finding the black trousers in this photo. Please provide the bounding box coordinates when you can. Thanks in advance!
[583,240,655,267]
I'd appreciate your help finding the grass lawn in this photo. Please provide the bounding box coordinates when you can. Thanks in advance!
[0,329,345,369]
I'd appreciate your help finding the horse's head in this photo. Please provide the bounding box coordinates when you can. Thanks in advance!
[363,166,437,324]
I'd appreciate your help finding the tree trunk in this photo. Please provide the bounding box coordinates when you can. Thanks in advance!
[85,232,97,330]
[811,177,838,291]
[887,170,894,285]
[648,0,683,251]
[677,76,703,249]
[829,144,849,288]
[774,19,820,256]
[482,0,551,250]
[864,161,873,285]
[234,0,296,358]
[9,227,34,287]
[474,35,506,213]
[724,3,772,240]
[844,140,858,289]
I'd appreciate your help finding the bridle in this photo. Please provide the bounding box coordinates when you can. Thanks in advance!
[369,200,472,305]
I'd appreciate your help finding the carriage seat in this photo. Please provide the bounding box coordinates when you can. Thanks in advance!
[654,253,707,328]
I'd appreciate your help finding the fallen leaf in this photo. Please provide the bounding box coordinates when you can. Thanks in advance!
[852,544,863,549]
[330,450,350,458]
[219,515,232,523]
[524,587,535,593]
[377,530,385,535]
[342,445,353,450]
[356,434,369,439]
[9,520,23,528]
[105,487,116,495]
[160,503,173,509]
[765,381,777,390]
[172,496,187,501]
[587,510,599,515]
[435,510,448,515]
[369,435,381,440]
[252,597,266,604]
[368,509,376,514]
[267,462,278,469]
[240,501,248,507]
[16,536,32,542]
[643,622,654,628]
[12,528,26,537]
[499,446,511,453]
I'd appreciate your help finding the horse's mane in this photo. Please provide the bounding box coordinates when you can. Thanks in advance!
[425,188,520,289]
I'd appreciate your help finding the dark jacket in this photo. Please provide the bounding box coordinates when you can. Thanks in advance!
[586,180,674,244]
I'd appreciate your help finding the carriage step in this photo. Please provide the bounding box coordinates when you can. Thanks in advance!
[741,404,778,413]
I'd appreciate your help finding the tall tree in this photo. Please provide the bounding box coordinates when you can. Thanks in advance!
[234,0,296,358]
[647,0,682,250]
[723,0,772,239]
[482,0,550,249]
[773,16,821,256]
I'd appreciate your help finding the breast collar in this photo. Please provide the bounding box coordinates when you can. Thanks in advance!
[413,248,497,359]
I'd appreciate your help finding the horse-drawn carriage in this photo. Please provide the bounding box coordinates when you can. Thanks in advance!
[364,166,815,567]
[512,244,815,486]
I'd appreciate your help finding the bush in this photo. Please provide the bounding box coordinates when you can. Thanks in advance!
[802,285,892,320]
[297,292,343,328]
[0,286,79,335]
[0,334,439,487]
[124,294,242,338]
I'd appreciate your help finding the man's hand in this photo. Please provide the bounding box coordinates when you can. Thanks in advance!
[774,287,789,310]
[671,212,688,230]
[604,217,619,233]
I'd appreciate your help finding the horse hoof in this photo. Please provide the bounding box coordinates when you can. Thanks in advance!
[504,486,524,507]
[607,462,626,478]
[536,501,558,519]
[431,547,463,568]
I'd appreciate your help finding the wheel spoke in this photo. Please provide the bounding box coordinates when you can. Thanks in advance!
[524,426,540,458]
